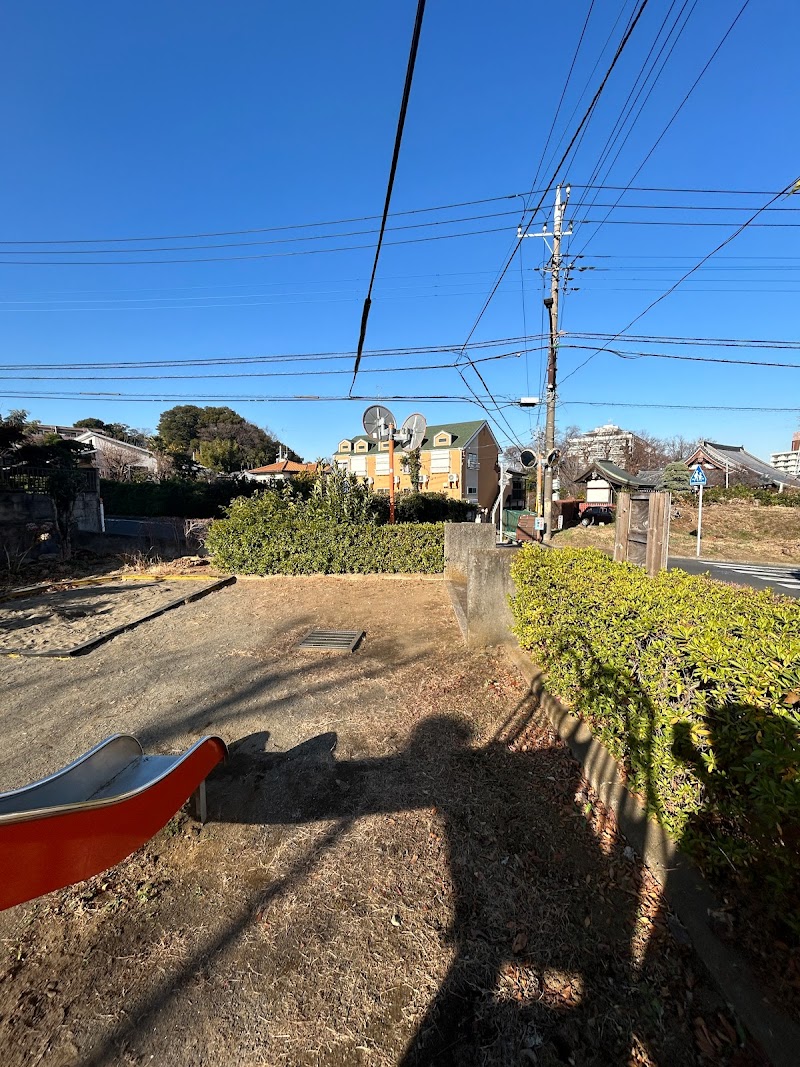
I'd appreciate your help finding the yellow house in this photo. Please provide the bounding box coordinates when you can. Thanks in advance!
[334,419,500,512]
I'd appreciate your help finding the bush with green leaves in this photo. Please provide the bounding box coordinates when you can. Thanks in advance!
[205,489,444,574]
[510,546,800,931]
[703,484,800,507]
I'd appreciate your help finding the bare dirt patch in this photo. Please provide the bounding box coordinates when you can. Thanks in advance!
[0,577,226,655]
[0,578,767,1065]
[556,500,800,564]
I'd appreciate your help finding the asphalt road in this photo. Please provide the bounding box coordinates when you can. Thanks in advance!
[668,556,800,598]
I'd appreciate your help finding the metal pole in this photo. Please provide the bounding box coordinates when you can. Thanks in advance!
[696,482,703,558]
[388,432,396,524]
[543,184,569,544]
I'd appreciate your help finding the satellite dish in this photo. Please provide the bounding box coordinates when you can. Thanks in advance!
[519,449,537,469]
[400,412,426,451]
[362,405,396,441]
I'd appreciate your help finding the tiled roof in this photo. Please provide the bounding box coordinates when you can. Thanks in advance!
[574,459,646,488]
[248,460,314,474]
[688,441,800,488]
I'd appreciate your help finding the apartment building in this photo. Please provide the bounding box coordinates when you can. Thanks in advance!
[334,419,499,511]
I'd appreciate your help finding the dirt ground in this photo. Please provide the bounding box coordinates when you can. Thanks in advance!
[0,577,765,1066]
[0,577,223,654]
[556,500,800,564]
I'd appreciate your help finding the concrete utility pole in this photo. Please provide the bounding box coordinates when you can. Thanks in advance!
[542,184,569,542]
[518,186,571,540]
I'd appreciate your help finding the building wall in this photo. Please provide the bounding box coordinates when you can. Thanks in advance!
[334,427,499,509]
[570,424,640,468]
[770,451,800,475]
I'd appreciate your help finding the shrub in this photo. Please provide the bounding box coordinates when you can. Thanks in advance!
[703,484,800,507]
[395,492,473,523]
[510,546,800,931]
[205,491,444,574]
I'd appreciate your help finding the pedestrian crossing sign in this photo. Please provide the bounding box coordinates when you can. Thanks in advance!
[689,464,707,487]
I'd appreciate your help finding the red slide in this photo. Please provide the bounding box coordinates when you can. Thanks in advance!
[0,735,227,911]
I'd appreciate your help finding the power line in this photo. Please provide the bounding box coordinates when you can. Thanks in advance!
[0,390,484,404]
[351,0,427,393]
[0,224,510,267]
[565,344,800,370]
[574,0,753,256]
[454,0,653,453]
[561,174,800,385]
[558,400,800,412]
[572,331,800,349]
[0,208,525,256]
[0,333,548,371]
[0,350,525,382]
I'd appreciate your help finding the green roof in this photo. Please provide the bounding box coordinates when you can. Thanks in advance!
[334,420,491,454]
[420,420,487,451]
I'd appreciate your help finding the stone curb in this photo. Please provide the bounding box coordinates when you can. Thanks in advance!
[507,645,800,1067]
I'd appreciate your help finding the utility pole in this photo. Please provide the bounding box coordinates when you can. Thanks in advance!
[519,184,570,542]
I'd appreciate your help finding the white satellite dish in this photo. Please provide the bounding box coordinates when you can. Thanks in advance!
[400,412,426,451]
[362,405,396,441]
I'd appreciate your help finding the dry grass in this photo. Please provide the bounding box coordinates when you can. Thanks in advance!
[555,500,800,564]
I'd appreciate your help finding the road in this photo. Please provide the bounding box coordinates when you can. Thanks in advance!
[669,556,800,598]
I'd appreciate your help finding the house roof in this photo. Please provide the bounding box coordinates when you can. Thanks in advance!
[574,459,650,489]
[72,430,155,457]
[686,441,800,488]
[335,419,492,454]
[247,460,315,474]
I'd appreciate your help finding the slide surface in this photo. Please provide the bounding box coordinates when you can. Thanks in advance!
[0,734,227,910]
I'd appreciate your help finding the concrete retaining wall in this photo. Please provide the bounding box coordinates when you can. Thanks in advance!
[443,522,495,583]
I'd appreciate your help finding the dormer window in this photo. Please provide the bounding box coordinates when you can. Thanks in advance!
[355,440,369,453]
[378,441,390,452]
[434,431,452,447]
[338,440,352,452]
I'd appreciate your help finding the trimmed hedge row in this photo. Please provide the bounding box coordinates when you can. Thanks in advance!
[510,546,800,930]
[206,493,444,574]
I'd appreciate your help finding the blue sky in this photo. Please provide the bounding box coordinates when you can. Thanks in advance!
[1,1,798,460]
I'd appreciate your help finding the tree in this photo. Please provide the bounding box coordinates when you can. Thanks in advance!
[662,461,691,494]
[156,404,300,474]
[15,436,93,559]
[406,447,422,492]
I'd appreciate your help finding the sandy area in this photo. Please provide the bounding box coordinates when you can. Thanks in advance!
[0,577,764,1066]
[0,577,224,654]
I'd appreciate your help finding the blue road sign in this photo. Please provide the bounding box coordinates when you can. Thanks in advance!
[689,464,708,487]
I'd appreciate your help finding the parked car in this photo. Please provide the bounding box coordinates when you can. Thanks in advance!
[580,507,615,526]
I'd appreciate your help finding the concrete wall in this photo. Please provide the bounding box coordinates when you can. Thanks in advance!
[465,545,521,647]
[0,489,102,545]
[444,522,495,583]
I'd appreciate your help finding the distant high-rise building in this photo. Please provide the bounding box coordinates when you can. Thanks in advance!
[568,424,646,469]
[771,434,800,476]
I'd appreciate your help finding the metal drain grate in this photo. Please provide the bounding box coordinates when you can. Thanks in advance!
[296,629,364,653]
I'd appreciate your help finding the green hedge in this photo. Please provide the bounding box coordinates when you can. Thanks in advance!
[703,484,800,507]
[101,477,261,518]
[206,492,444,574]
[510,546,800,930]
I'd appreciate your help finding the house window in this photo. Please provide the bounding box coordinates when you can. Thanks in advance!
[336,460,348,471]
[355,440,368,453]
[375,454,390,475]
[467,485,478,496]
[350,456,367,476]
[434,432,451,447]
[378,441,390,452]
[338,441,351,452]
[430,451,450,474]
[467,452,479,470]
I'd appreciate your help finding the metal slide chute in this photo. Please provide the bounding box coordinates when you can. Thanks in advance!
[0,734,227,911]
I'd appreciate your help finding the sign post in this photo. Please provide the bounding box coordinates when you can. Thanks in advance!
[689,464,708,557]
